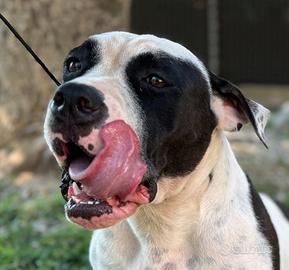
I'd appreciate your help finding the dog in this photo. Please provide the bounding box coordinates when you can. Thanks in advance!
[44,32,289,270]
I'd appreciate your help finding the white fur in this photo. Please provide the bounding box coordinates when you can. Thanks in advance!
[90,131,288,270]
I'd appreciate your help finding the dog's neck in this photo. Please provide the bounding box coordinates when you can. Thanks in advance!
[91,130,272,269]
[129,130,254,250]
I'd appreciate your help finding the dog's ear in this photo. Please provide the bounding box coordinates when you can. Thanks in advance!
[209,71,270,148]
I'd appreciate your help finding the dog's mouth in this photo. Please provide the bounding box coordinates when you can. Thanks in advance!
[57,120,155,229]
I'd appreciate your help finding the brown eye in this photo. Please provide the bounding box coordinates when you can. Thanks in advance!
[146,75,168,88]
[67,59,81,73]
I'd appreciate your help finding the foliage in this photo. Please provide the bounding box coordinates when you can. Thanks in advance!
[0,180,91,270]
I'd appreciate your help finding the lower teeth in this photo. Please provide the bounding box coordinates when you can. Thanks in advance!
[77,199,101,205]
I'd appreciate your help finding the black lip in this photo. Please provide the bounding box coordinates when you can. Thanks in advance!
[61,170,113,220]
[142,177,158,202]
[65,200,113,219]
[60,170,73,201]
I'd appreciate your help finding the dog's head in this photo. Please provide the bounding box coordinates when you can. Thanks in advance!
[44,32,269,230]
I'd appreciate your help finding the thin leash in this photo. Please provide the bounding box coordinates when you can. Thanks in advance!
[0,12,61,86]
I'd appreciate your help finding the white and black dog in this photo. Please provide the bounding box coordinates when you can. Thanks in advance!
[44,32,289,270]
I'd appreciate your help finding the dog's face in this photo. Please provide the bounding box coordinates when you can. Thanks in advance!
[44,32,269,230]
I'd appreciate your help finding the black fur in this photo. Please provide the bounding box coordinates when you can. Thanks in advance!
[63,39,100,82]
[247,175,280,270]
[125,52,217,180]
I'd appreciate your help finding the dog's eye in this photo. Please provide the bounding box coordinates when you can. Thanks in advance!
[67,58,82,73]
[146,75,168,88]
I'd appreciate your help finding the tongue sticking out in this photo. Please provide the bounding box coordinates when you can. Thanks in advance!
[69,120,148,200]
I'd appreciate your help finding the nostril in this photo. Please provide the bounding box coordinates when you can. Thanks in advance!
[77,96,100,113]
[53,92,64,107]
[51,92,65,114]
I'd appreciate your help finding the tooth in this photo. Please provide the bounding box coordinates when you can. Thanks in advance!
[73,182,81,195]
[87,201,94,205]
[93,201,100,205]
[72,196,81,204]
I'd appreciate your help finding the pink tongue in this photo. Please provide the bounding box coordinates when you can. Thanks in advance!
[69,120,148,200]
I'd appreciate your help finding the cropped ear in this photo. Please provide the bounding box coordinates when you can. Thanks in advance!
[209,72,270,148]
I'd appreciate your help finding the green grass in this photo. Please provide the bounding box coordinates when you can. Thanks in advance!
[0,180,91,270]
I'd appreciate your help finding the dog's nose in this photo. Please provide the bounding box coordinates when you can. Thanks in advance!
[50,83,105,124]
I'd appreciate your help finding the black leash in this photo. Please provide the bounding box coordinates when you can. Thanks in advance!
[0,12,61,86]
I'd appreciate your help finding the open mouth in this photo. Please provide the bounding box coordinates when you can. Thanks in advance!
[61,170,152,229]
[58,120,156,229]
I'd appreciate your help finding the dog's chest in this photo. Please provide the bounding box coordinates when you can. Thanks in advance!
[90,228,193,269]
[90,228,272,270]
[91,236,194,270]
[91,243,271,270]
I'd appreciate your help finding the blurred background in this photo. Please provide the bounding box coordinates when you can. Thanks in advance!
[0,0,288,269]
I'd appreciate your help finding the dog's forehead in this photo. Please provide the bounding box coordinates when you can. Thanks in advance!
[88,31,208,77]
[91,31,193,59]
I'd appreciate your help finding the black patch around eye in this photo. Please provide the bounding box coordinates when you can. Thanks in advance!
[126,52,217,180]
[63,39,100,82]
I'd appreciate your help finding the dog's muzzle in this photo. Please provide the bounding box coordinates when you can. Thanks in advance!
[46,82,157,229]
